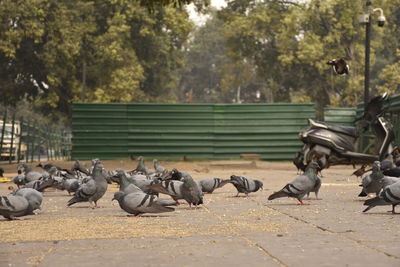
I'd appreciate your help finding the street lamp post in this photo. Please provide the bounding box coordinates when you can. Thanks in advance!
[360,1,386,108]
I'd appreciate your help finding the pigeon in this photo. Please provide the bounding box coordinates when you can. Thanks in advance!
[293,152,306,173]
[380,175,400,189]
[61,177,80,195]
[363,179,400,214]
[181,173,203,207]
[67,160,108,208]
[382,167,400,177]
[12,170,26,188]
[268,162,320,205]
[153,159,166,173]
[1,188,43,220]
[327,58,349,75]
[17,163,44,182]
[23,177,55,192]
[12,188,43,212]
[358,161,384,197]
[147,180,185,204]
[230,175,263,197]
[112,188,176,217]
[133,156,154,175]
[306,174,322,200]
[0,168,4,177]
[199,178,231,193]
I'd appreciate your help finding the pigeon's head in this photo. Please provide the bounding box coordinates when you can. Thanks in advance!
[114,168,125,176]
[372,161,381,171]
[17,188,43,211]
[153,159,158,164]
[306,162,320,172]
[255,180,263,190]
[137,156,144,161]
[112,191,125,202]
[36,163,43,168]
[17,163,28,173]
[48,166,58,175]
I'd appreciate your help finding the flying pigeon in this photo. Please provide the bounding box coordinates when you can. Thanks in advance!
[327,58,349,75]
[268,162,320,205]
[230,175,263,197]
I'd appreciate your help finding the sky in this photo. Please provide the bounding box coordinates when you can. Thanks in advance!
[187,0,227,25]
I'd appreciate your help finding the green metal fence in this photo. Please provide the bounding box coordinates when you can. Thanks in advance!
[0,108,71,163]
[324,107,356,126]
[72,102,315,160]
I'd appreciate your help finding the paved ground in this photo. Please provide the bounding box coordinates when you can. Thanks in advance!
[0,160,399,267]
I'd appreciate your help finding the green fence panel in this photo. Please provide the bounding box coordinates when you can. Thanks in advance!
[324,107,356,126]
[72,102,315,160]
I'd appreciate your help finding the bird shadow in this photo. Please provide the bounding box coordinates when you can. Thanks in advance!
[362,211,400,216]
[264,202,308,206]
[225,195,257,199]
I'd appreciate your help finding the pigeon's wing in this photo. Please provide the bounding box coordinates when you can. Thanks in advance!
[290,175,314,193]
[0,195,29,217]
[123,192,174,214]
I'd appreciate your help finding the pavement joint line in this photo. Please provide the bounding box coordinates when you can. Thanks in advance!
[202,203,288,267]
[263,203,400,261]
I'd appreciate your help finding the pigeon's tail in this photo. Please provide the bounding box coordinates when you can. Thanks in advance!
[268,190,288,200]
[358,190,368,197]
[67,196,85,206]
[363,196,387,212]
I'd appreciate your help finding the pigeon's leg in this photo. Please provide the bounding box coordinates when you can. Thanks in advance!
[128,214,142,218]
[235,192,240,197]
[391,205,399,214]
[314,192,322,200]
[297,199,309,205]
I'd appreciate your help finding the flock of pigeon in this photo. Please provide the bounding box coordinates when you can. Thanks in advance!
[1,156,400,220]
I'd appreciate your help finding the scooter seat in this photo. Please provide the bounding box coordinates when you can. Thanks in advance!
[309,119,358,137]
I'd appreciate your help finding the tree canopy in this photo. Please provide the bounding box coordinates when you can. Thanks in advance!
[0,0,399,122]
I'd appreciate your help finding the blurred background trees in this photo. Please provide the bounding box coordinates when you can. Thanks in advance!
[0,0,399,123]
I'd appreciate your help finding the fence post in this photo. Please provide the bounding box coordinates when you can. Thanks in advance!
[30,124,35,163]
[17,117,24,163]
[0,110,7,160]
[25,121,31,163]
[8,112,16,164]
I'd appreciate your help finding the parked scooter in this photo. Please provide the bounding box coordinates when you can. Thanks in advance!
[293,93,396,170]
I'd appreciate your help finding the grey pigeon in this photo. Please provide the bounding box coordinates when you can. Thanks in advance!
[12,188,43,212]
[133,156,154,175]
[12,170,26,188]
[114,169,159,194]
[268,162,320,205]
[380,175,400,189]
[359,161,384,197]
[112,187,176,217]
[17,163,43,182]
[153,159,166,173]
[181,173,203,207]
[0,168,4,177]
[147,180,185,204]
[1,188,43,220]
[230,175,263,197]
[306,174,322,200]
[363,179,400,214]
[67,160,108,208]
[61,177,80,195]
[23,177,55,192]
[199,178,231,193]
